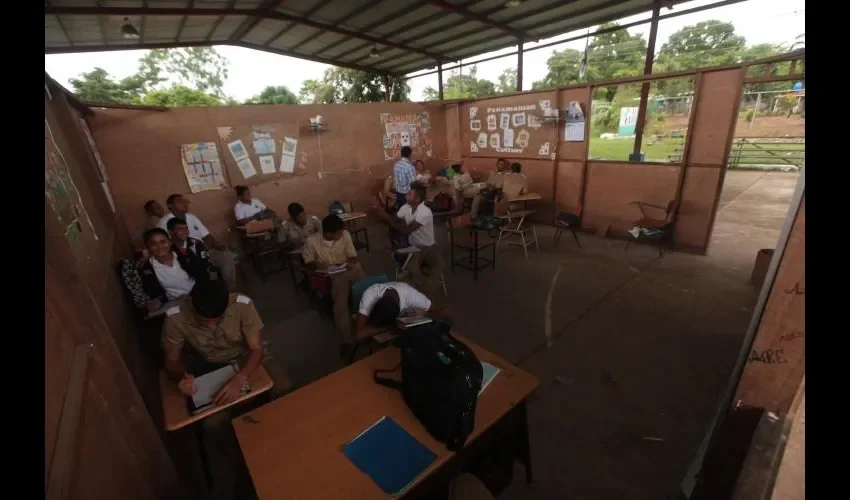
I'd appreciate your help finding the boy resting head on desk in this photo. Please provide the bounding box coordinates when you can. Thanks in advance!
[355,282,451,340]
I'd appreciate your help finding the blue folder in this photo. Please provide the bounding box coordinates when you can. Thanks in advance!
[343,416,437,496]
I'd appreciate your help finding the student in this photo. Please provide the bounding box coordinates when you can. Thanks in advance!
[143,200,166,230]
[487,158,509,189]
[452,163,478,199]
[277,202,321,250]
[233,185,276,226]
[393,146,417,211]
[506,161,529,195]
[161,279,291,500]
[139,228,209,311]
[355,281,449,340]
[158,193,238,290]
[301,215,366,351]
[372,183,443,298]
[167,217,217,274]
[415,159,431,184]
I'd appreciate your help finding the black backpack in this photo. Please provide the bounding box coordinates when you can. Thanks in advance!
[374,320,483,451]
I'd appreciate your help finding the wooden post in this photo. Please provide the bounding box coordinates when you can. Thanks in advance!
[438,63,444,101]
[517,41,524,91]
[631,0,661,159]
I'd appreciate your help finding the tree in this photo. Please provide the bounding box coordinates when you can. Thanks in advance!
[245,85,299,105]
[496,68,517,93]
[298,68,409,103]
[422,66,496,100]
[533,48,582,89]
[150,47,230,98]
[68,67,146,104]
[140,86,222,107]
[657,20,746,71]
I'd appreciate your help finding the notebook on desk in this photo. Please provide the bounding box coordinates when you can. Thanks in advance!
[397,316,433,329]
[343,416,436,496]
[186,363,250,415]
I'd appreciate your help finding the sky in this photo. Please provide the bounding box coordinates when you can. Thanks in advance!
[44,0,804,102]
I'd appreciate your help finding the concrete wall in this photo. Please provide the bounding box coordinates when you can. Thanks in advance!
[88,102,447,245]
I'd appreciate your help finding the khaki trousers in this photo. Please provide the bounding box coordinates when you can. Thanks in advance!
[330,263,366,344]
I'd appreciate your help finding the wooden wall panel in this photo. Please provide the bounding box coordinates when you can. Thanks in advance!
[556,87,592,161]
[555,161,584,215]
[687,69,745,166]
[733,197,805,415]
[674,166,723,250]
[444,103,462,163]
[582,162,681,233]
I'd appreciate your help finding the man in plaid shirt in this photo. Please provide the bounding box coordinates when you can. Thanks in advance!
[393,146,417,211]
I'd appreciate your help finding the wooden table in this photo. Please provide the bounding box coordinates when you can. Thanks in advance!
[340,212,370,252]
[233,337,539,499]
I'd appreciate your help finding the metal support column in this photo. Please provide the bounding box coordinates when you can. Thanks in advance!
[438,63,444,100]
[631,0,662,159]
[517,41,524,92]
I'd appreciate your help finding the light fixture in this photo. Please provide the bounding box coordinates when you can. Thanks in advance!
[121,17,141,39]
[369,44,380,58]
[505,0,523,7]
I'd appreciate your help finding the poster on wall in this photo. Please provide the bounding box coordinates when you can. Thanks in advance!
[618,107,639,136]
[236,157,257,179]
[564,101,586,142]
[252,132,276,155]
[258,155,276,174]
[469,103,542,155]
[181,142,227,193]
[45,119,97,242]
[380,112,433,161]
[281,136,298,173]
[228,139,250,161]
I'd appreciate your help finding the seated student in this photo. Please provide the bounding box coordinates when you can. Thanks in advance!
[452,163,478,199]
[143,199,166,231]
[415,159,432,185]
[159,193,238,291]
[139,228,210,312]
[167,217,217,274]
[504,162,529,196]
[301,215,366,352]
[233,185,277,226]
[277,202,321,250]
[161,279,291,500]
[486,158,510,190]
[372,183,443,299]
[355,281,450,340]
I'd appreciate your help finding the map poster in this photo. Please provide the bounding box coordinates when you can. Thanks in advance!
[380,112,433,161]
[181,142,227,193]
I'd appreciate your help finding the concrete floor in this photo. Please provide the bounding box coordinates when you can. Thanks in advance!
[239,170,799,500]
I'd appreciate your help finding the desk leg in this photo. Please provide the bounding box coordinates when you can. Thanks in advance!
[195,424,214,490]
[518,401,533,484]
[473,231,479,281]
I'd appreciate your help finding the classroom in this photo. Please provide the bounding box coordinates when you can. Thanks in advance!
[45,2,805,500]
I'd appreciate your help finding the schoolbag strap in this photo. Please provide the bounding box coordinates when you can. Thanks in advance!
[373,367,403,391]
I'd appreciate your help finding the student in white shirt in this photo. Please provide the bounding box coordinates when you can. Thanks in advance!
[355,282,450,340]
[372,183,443,298]
[158,193,238,291]
[139,228,203,311]
[233,185,277,226]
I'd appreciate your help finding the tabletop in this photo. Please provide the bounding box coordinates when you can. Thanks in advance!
[509,192,542,202]
[232,336,539,500]
[160,365,274,431]
[339,212,367,221]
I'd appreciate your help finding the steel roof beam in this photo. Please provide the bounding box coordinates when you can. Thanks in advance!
[426,0,537,41]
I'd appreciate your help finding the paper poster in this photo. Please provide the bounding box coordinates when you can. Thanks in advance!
[258,155,276,174]
[252,132,276,155]
[380,112,433,161]
[512,113,526,127]
[180,142,226,193]
[503,128,515,148]
[469,107,478,120]
[516,129,530,149]
[527,114,541,129]
[401,132,411,147]
[280,154,295,173]
[470,141,479,153]
[382,135,392,148]
[539,100,551,111]
[217,126,233,140]
[470,120,481,131]
[487,115,497,131]
[538,142,550,156]
[283,137,298,156]
[499,113,510,130]
[228,139,249,161]
[477,132,488,149]
[236,157,257,178]
[565,101,586,142]
[489,133,500,149]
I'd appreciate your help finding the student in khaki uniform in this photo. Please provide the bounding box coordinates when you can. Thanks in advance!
[301,215,365,351]
[162,279,291,500]
[277,202,321,250]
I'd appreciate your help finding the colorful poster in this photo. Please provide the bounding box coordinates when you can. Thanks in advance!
[516,129,530,148]
[499,113,511,130]
[489,133,500,149]
[511,112,526,127]
[282,137,298,156]
[380,111,433,161]
[487,115,497,131]
[45,119,97,242]
[181,142,226,193]
[477,133,488,149]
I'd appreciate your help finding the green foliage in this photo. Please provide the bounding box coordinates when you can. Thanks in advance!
[533,48,582,90]
[298,68,409,104]
[422,66,496,100]
[140,86,222,107]
[245,85,298,105]
[496,68,517,94]
[657,20,745,69]
[68,67,143,104]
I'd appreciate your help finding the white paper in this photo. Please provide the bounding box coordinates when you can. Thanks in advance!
[538,142,550,156]
[470,141,479,152]
[200,145,219,162]
[564,101,586,142]
[489,133,500,149]
[487,115,497,131]
[192,365,239,408]
[400,132,411,147]
[282,137,298,156]
[181,143,226,193]
[382,134,392,148]
[516,129,530,149]
[470,119,481,131]
[539,99,551,111]
[259,155,276,174]
[477,132,488,149]
[237,157,257,178]
[528,114,541,129]
[252,135,276,155]
[228,139,249,162]
[512,113,526,127]
[469,106,478,120]
[503,128,515,148]
[499,113,510,130]
[280,154,295,173]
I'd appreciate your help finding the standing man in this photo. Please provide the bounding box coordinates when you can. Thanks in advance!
[301,215,366,354]
[372,183,443,298]
[159,193,238,291]
[393,146,417,211]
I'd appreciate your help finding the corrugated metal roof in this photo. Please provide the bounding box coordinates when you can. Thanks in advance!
[45,0,695,75]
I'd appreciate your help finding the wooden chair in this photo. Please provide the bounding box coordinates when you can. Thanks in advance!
[625,199,679,257]
[448,213,496,281]
[554,205,583,248]
[340,201,370,252]
[391,246,448,296]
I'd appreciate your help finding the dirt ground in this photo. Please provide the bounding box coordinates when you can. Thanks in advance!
[209,170,800,499]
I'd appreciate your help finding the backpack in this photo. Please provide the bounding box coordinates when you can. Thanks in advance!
[329,201,345,215]
[374,320,483,451]
[427,192,454,213]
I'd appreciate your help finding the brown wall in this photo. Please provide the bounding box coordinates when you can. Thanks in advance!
[89,102,447,245]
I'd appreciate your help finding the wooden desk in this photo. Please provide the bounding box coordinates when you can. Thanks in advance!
[340,212,370,251]
[160,365,274,432]
[233,337,539,499]
[509,192,542,203]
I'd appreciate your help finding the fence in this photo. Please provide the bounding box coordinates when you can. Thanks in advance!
[667,137,804,169]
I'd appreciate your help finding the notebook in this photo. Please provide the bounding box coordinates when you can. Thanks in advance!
[479,362,500,396]
[187,363,249,414]
[397,316,433,329]
[343,416,436,496]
